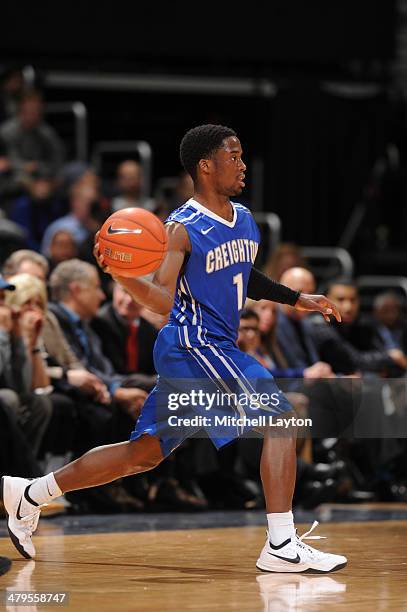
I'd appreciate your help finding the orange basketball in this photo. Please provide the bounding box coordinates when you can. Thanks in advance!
[98,208,168,277]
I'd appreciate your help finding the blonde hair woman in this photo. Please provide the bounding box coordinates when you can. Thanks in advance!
[5,273,49,389]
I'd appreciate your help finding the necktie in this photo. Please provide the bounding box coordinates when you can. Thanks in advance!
[126,322,139,372]
[76,320,90,358]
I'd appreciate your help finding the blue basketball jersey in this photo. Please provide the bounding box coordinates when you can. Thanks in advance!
[166,198,260,346]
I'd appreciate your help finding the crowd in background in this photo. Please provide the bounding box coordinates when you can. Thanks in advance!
[0,67,407,517]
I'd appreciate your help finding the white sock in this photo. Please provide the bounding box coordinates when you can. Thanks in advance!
[23,473,63,512]
[267,511,295,546]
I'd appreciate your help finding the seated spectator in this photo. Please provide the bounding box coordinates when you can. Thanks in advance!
[237,307,310,423]
[8,169,64,250]
[111,160,153,212]
[3,271,128,512]
[2,249,115,409]
[2,250,150,512]
[373,291,407,353]
[48,259,205,511]
[3,249,49,280]
[0,273,52,457]
[249,300,318,378]
[276,267,335,378]
[319,279,407,500]
[0,90,64,184]
[47,230,78,272]
[92,282,157,385]
[237,307,273,368]
[274,267,365,446]
[236,307,345,509]
[263,243,307,281]
[41,177,107,256]
[48,259,148,420]
[0,273,46,478]
[312,279,407,376]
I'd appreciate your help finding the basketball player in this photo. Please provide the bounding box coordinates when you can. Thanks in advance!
[1,125,347,572]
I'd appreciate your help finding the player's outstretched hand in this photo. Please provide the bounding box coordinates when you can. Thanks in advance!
[294,294,341,323]
[93,231,112,275]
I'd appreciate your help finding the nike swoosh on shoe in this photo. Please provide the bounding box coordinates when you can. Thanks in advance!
[16,497,24,521]
[268,552,301,564]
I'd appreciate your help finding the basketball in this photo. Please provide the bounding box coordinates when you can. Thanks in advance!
[98,208,168,277]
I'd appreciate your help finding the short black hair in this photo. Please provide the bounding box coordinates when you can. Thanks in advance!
[325,277,357,294]
[240,308,259,321]
[180,124,237,181]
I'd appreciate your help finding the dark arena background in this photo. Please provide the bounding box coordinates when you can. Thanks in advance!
[1,1,407,610]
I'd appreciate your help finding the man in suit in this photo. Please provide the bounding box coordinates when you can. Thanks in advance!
[276,268,335,378]
[316,280,407,376]
[275,267,355,439]
[91,282,157,389]
[48,259,148,422]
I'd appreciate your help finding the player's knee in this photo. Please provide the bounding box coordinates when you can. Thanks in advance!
[124,437,163,475]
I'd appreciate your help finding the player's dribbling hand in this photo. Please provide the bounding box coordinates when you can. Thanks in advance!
[93,231,112,275]
[294,294,341,323]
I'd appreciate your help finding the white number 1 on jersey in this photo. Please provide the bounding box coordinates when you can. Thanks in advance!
[233,272,243,310]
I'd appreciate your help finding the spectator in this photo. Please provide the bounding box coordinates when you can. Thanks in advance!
[48,259,148,421]
[0,273,52,457]
[41,177,107,256]
[48,259,205,511]
[4,272,79,468]
[0,273,46,479]
[2,250,149,512]
[275,267,362,443]
[373,291,407,354]
[8,169,64,250]
[237,308,272,367]
[276,267,335,378]
[236,307,343,509]
[92,282,157,383]
[249,300,311,378]
[3,249,49,280]
[0,90,64,183]
[2,250,112,409]
[237,307,310,420]
[47,230,78,272]
[316,280,407,500]
[111,160,153,212]
[60,161,99,196]
[312,279,407,376]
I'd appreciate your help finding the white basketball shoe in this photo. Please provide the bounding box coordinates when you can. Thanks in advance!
[1,476,42,559]
[256,521,347,573]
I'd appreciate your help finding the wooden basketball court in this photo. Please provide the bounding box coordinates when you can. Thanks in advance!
[1,517,406,610]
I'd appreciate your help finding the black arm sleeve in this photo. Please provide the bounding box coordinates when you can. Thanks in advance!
[247,267,300,306]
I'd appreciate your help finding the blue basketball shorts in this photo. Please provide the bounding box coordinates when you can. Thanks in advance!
[130,324,293,457]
